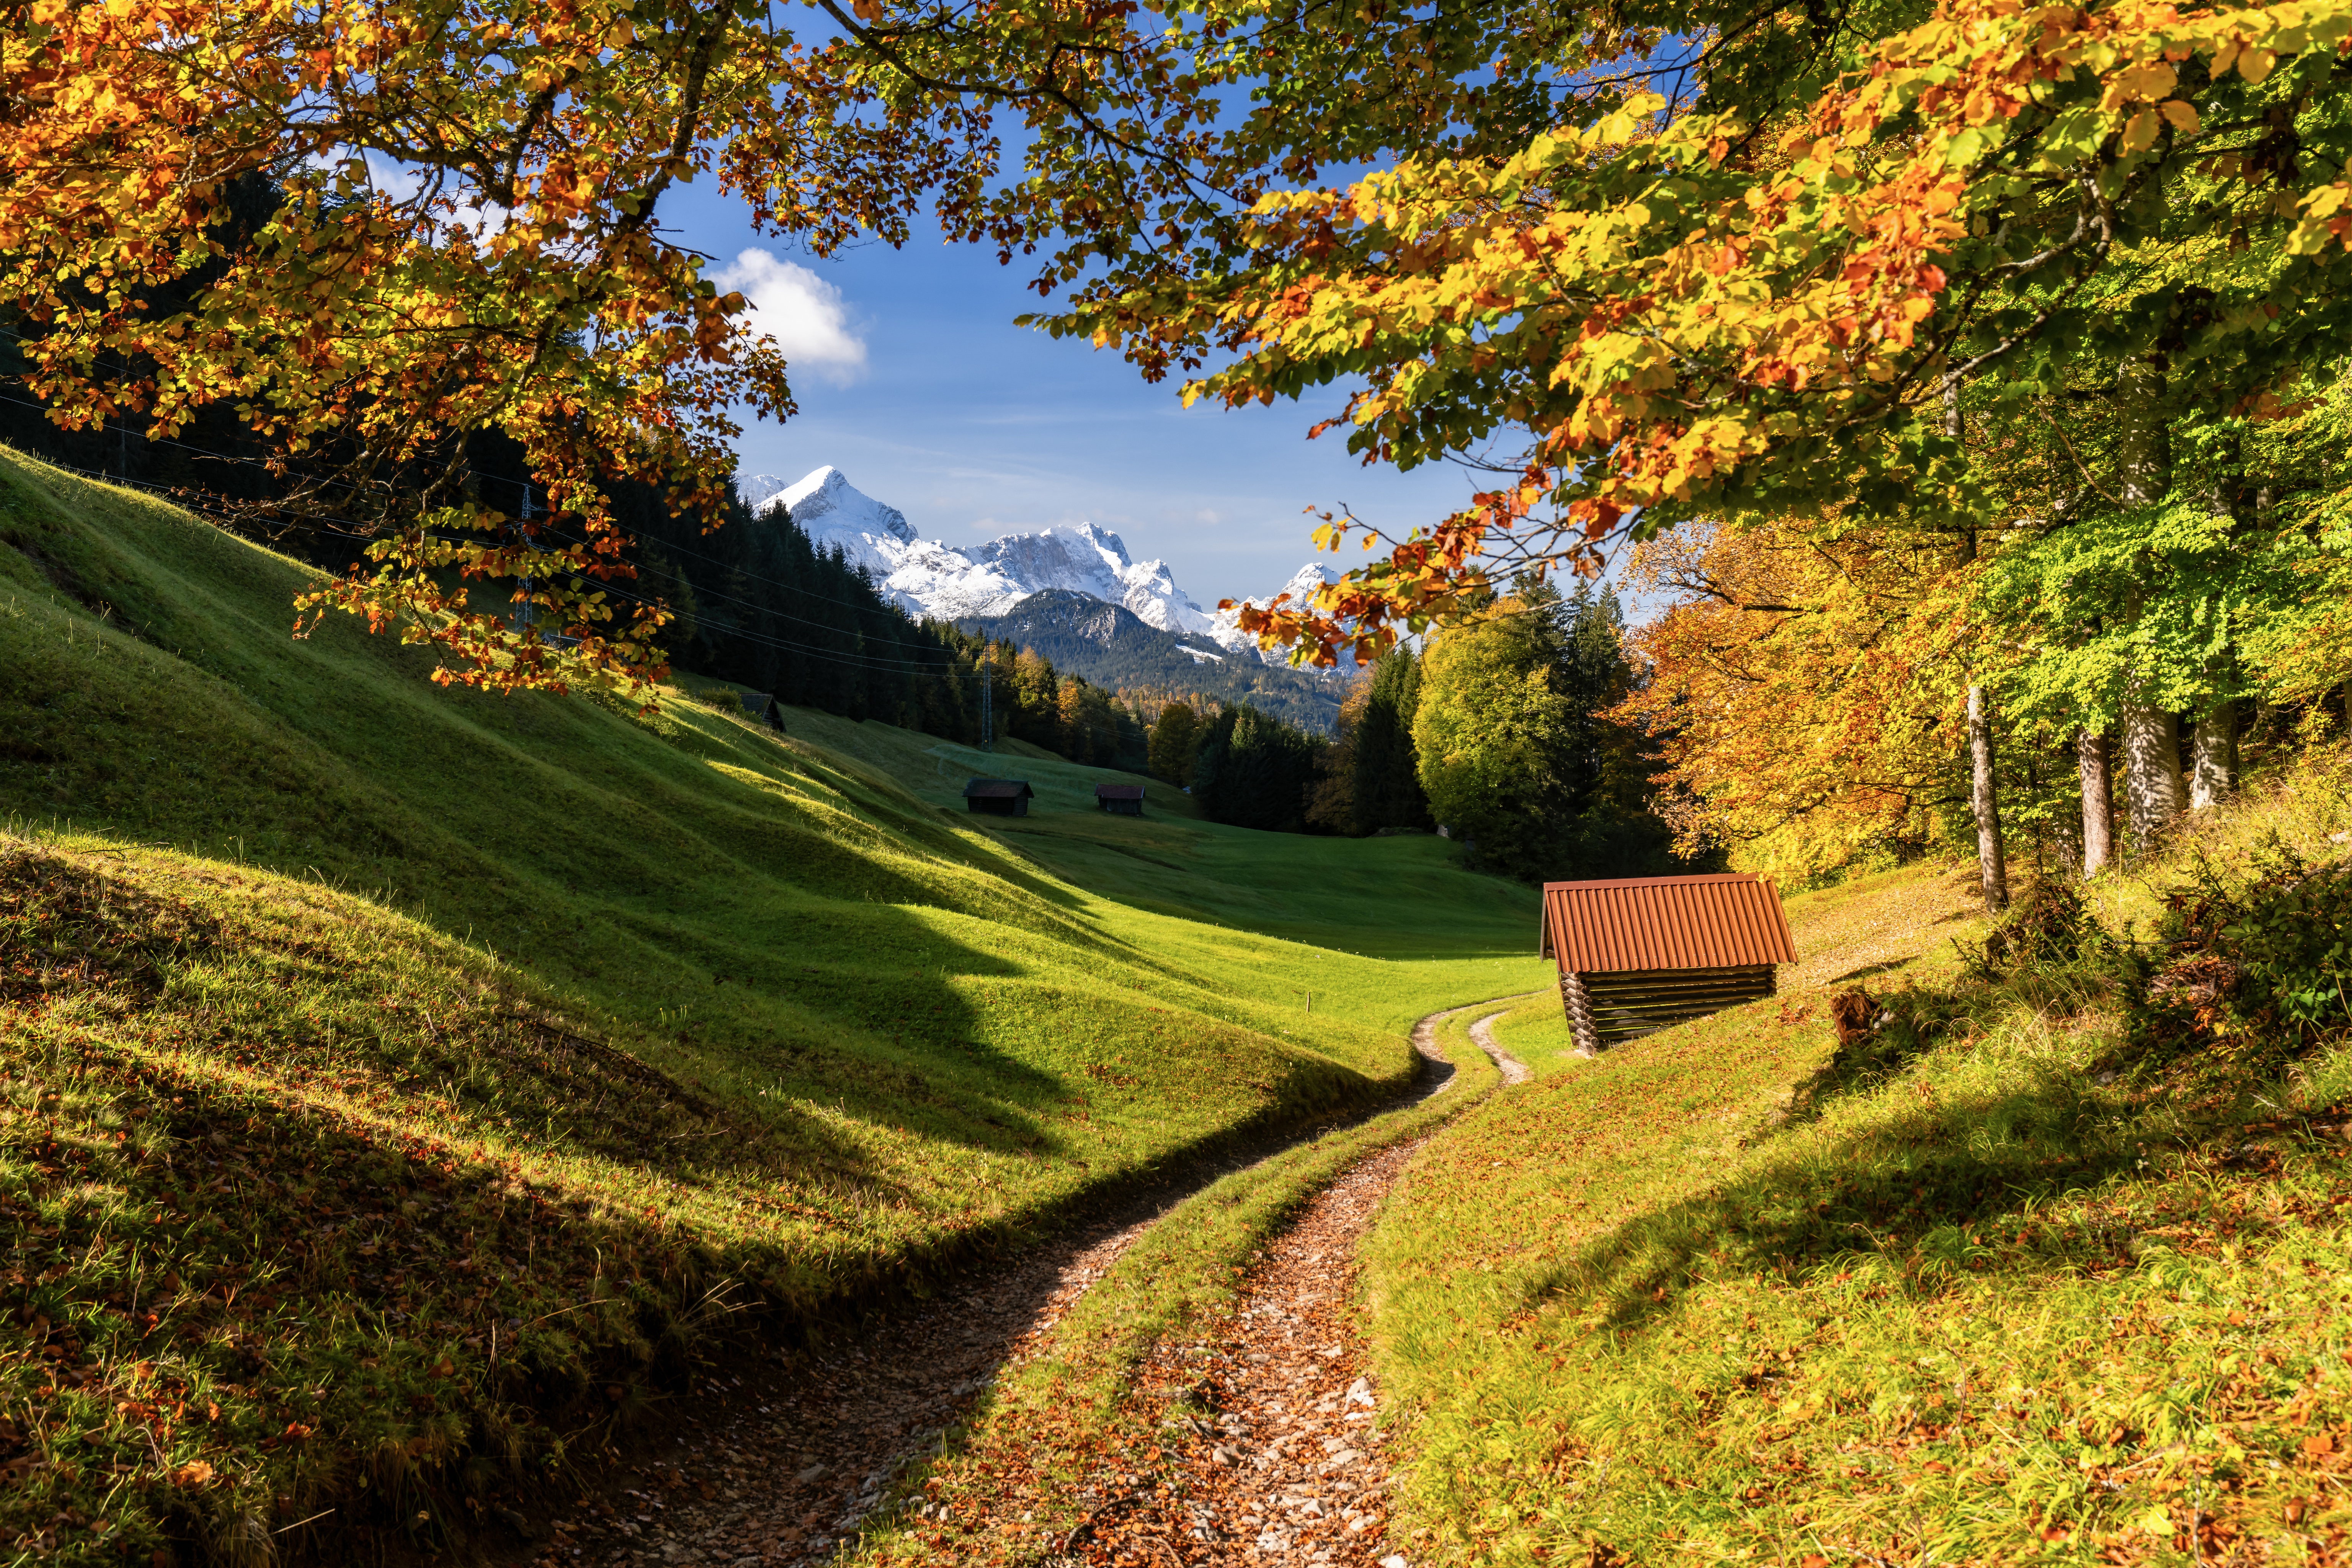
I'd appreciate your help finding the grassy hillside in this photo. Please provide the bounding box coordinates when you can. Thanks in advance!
[1367,758,2352,1565]
[756,701,1524,960]
[0,446,1546,1564]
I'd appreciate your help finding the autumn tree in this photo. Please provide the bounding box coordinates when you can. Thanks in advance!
[0,0,920,688]
[1616,524,1978,877]
[1041,0,2352,683]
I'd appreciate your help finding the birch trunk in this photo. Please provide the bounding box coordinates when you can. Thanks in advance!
[1968,684,2009,913]
[2114,357,2181,845]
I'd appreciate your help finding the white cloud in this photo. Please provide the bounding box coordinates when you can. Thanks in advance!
[712,249,867,382]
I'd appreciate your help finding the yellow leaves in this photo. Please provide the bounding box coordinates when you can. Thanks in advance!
[2118,110,2159,155]
[1582,93,1666,150]
[2097,57,2176,111]
[2159,99,2198,133]
[2287,180,2352,254]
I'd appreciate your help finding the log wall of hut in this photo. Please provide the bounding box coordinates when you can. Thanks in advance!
[1565,964,1776,1050]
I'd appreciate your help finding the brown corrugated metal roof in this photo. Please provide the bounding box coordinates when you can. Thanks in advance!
[1539,874,1796,973]
[1094,783,1146,800]
[964,779,1035,799]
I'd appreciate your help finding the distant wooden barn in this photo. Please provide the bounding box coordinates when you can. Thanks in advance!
[964,779,1035,817]
[1539,874,1797,1055]
[1095,783,1146,816]
[738,692,785,731]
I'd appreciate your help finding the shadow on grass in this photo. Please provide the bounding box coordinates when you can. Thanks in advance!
[1520,1062,2225,1337]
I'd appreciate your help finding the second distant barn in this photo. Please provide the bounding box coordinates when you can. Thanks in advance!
[1094,782,1146,816]
[964,779,1035,817]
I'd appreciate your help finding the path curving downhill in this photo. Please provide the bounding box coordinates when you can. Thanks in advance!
[507,996,1533,1568]
[1468,1006,1534,1086]
[1058,998,1533,1568]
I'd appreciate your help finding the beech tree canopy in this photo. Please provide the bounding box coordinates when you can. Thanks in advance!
[9,0,2352,710]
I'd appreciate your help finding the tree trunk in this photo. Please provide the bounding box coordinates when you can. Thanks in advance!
[1968,684,2009,913]
[2189,701,2238,810]
[2112,358,2180,844]
[2114,357,2171,508]
[2078,728,2114,877]
[2121,701,2186,844]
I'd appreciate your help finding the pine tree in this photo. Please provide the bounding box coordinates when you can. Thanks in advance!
[1148,703,1200,786]
[1352,647,1430,832]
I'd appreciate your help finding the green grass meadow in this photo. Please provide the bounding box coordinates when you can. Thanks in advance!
[0,447,1546,1563]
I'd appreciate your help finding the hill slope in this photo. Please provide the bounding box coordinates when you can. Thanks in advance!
[0,448,1544,1563]
[1366,764,2352,1565]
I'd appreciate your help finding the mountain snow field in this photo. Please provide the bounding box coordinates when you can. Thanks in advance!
[740,466,1334,662]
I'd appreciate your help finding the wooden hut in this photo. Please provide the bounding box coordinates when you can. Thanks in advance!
[964,779,1035,817]
[1539,874,1797,1056]
[1094,782,1146,816]
[738,692,785,731]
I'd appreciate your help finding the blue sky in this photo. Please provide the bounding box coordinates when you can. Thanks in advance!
[659,180,1488,608]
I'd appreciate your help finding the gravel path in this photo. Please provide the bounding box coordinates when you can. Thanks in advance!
[1467,1009,1533,1086]
[1051,1003,1529,1568]
[506,1001,1529,1568]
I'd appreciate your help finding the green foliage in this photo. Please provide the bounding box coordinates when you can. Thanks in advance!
[1191,704,1326,835]
[1147,701,1199,787]
[2127,838,2352,1079]
[1414,580,1679,882]
[1351,647,1430,834]
[1979,468,2308,735]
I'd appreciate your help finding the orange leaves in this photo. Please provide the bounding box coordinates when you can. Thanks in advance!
[1082,0,2352,668]
[0,0,874,693]
[1615,521,1977,872]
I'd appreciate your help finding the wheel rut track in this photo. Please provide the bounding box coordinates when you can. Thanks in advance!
[501,996,1534,1568]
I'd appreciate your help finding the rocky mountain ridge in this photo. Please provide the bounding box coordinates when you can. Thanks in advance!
[738,466,1335,663]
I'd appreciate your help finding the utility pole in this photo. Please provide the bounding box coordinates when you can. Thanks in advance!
[980,646,993,752]
[513,482,536,635]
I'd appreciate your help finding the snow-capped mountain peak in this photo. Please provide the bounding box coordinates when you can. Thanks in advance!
[731,464,1322,660]
[770,464,916,546]
[1210,562,1336,648]
[735,472,794,513]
